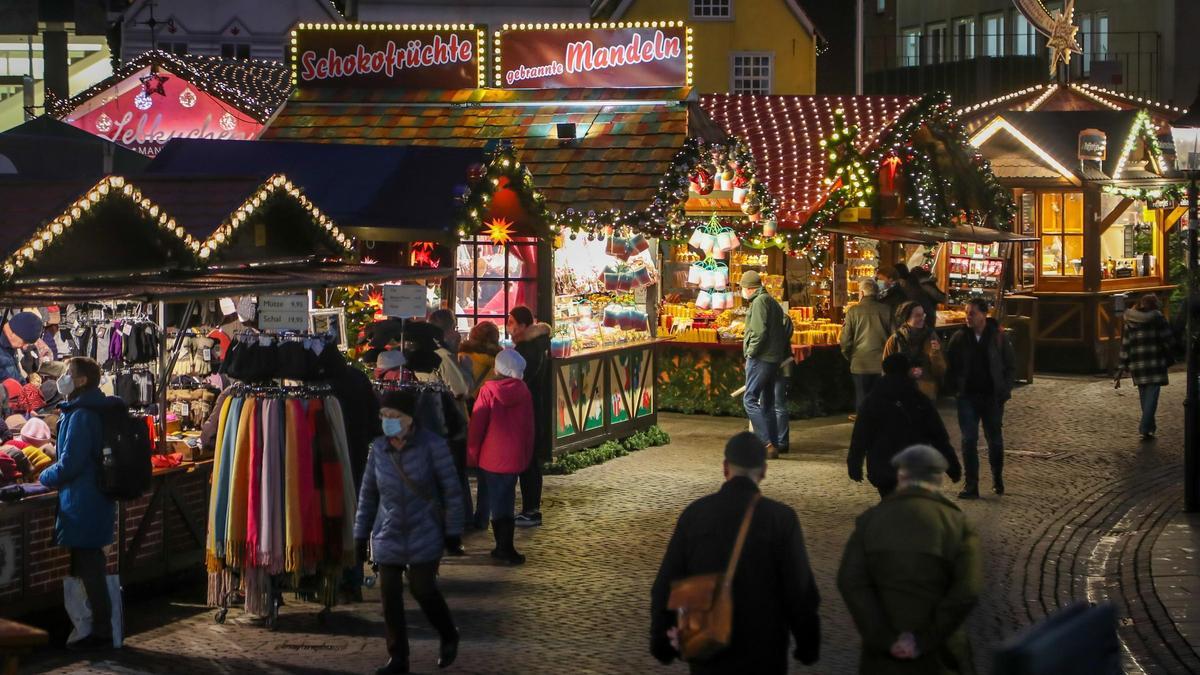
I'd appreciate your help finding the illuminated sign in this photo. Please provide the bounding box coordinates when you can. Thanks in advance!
[291,23,485,89]
[1078,128,1107,162]
[496,22,692,89]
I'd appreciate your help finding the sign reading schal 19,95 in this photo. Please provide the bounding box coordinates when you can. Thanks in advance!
[497,23,690,89]
[291,25,484,89]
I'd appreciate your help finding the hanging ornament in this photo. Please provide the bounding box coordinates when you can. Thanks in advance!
[95,113,113,133]
[731,169,750,203]
[762,219,777,237]
[741,193,763,221]
[178,87,197,108]
[689,167,713,195]
[219,112,237,131]
[467,163,486,181]
[139,71,169,97]
[134,91,153,110]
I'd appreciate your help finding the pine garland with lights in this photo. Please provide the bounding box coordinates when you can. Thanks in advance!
[456,141,551,240]
[1101,183,1189,205]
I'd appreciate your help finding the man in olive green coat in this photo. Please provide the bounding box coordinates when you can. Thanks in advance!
[840,278,894,412]
[740,270,792,459]
[838,444,982,674]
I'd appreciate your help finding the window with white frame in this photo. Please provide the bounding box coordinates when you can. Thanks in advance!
[1013,11,1035,56]
[953,17,976,60]
[926,22,947,64]
[731,53,771,93]
[691,0,731,19]
[983,13,1003,56]
[901,27,922,67]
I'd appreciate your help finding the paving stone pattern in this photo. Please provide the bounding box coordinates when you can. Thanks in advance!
[25,372,1200,674]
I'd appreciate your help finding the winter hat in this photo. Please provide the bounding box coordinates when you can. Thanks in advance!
[494,348,526,380]
[21,445,51,474]
[739,270,763,289]
[7,312,44,343]
[20,418,50,446]
[380,390,418,416]
[891,443,948,482]
[376,349,406,371]
[724,431,766,469]
[2,379,20,403]
[5,414,25,432]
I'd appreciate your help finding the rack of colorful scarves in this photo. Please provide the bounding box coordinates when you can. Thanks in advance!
[205,335,358,629]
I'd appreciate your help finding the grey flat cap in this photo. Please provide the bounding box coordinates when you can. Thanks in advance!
[891,444,949,474]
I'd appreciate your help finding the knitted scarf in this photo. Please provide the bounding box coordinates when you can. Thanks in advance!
[245,396,264,567]
[323,396,358,566]
[284,398,322,573]
[309,398,345,565]
[205,394,238,573]
[224,397,256,568]
[260,398,285,574]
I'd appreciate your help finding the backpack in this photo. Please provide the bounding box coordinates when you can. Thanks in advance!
[82,396,152,500]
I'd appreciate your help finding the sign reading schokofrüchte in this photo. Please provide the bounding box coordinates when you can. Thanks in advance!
[291,24,485,89]
[496,23,691,89]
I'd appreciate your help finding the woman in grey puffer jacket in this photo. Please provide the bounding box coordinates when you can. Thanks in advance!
[355,390,464,674]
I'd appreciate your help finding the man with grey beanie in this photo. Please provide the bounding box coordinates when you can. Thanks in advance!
[838,444,982,674]
[739,270,793,459]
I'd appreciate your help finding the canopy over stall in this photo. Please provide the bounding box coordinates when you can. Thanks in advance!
[0,117,150,179]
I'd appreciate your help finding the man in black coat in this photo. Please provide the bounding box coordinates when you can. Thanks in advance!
[650,432,821,673]
[508,305,551,528]
[848,353,961,498]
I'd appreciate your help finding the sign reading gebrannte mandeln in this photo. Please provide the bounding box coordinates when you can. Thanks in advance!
[497,24,690,89]
[292,25,484,89]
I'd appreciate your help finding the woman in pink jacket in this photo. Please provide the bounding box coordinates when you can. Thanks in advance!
[467,348,534,565]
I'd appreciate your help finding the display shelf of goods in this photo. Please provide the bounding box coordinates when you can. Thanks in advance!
[554,292,651,355]
[788,307,843,346]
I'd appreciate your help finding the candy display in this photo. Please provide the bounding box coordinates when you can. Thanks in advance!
[555,233,657,355]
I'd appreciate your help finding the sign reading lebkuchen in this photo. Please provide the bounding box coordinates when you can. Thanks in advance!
[293,25,483,89]
[497,24,689,89]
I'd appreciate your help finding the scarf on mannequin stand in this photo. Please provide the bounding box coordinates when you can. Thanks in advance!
[323,396,358,565]
[284,398,322,573]
[224,397,256,568]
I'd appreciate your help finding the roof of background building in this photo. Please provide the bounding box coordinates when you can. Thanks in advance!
[957,82,1186,135]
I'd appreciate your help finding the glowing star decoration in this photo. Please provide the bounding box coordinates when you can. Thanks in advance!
[95,113,112,133]
[219,112,237,131]
[139,71,169,97]
[133,91,153,110]
[366,290,385,320]
[409,241,441,268]
[485,217,515,245]
[1012,0,1081,76]
[178,87,197,108]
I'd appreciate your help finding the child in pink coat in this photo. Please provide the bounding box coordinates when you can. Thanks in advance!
[467,348,533,564]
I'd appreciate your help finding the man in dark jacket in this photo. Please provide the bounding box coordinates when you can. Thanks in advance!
[945,298,1016,499]
[838,444,981,675]
[0,311,44,382]
[848,353,961,498]
[508,306,551,528]
[740,271,791,459]
[650,432,821,673]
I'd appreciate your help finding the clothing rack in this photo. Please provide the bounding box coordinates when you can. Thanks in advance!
[230,382,334,399]
[372,379,449,393]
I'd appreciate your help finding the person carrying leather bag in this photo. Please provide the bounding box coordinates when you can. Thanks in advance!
[650,432,821,673]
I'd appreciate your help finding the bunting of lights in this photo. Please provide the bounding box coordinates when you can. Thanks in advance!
[198,174,354,261]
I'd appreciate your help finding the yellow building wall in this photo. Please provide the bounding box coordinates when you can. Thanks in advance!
[620,0,816,94]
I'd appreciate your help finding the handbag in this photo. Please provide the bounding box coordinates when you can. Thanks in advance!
[667,492,761,662]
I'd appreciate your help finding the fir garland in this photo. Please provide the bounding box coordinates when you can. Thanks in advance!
[1102,183,1189,206]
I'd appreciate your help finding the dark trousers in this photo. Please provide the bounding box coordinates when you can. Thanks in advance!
[744,357,782,447]
[774,366,791,449]
[1137,384,1161,435]
[69,548,111,639]
[519,458,542,514]
[852,373,880,412]
[480,470,519,520]
[472,469,490,528]
[448,438,473,523]
[379,561,456,663]
[957,395,1005,488]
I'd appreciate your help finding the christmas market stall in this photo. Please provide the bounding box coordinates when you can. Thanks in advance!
[968,108,1185,372]
[52,49,292,158]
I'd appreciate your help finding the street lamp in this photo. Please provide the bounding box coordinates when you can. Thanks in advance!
[1170,87,1200,512]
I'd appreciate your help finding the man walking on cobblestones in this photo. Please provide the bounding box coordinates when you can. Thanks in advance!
[739,271,792,459]
[946,298,1015,499]
[838,444,982,674]
[841,278,893,414]
[650,431,821,673]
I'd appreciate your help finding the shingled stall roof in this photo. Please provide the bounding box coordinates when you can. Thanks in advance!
[957,82,1186,135]
[262,87,719,219]
[699,94,921,229]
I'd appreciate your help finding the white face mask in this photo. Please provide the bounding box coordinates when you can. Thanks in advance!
[742,288,757,301]
[56,372,74,397]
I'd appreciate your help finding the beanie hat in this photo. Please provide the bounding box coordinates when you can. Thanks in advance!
[739,270,763,289]
[380,390,418,416]
[376,349,406,371]
[724,431,767,469]
[5,414,26,432]
[7,312,44,343]
[494,348,526,380]
[2,379,20,403]
[22,445,52,474]
[20,418,50,446]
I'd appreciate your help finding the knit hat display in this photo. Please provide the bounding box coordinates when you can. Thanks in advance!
[739,270,763,289]
[493,348,526,380]
[20,418,50,446]
[2,380,20,403]
[5,414,26,432]
[7,312,44,343]
[724,431,766,469]
[21,445,52,474]
[376,349,406,371]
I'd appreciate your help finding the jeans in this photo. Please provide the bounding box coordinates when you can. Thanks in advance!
[480,470,518,520]
[957,396,1005,488]
[852,373,880,412]
[519,459,542,515]
[69,548,111,639]
[1138,384,1161,435]
[774,366,791,450]
[472,469,490,528]
[379,561,456,663]
[744,357,782,447]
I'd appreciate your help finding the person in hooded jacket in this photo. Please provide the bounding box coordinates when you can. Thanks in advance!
[1118,293,1175,440]
[468,348,534,564]
[848,353,961,498]
[355,389,463,675]
[0,312,44,383]
[459,322,502,398]
[38,357,117,650]
[883,301,946,401]
[508,306,551,528]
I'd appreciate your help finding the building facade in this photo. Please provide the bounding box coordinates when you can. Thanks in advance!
[349,0,592,24]
[596,0,819,95]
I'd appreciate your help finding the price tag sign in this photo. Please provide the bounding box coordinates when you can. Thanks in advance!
[257,294,309,331]
[383,284,427,318]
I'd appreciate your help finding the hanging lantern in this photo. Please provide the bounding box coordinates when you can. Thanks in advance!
[95,113,113,133]
[178,87,197,108]
[134,91,153,111]
[219,112,237,131]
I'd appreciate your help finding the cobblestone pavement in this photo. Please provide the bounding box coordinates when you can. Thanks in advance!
[24,372,1200,674]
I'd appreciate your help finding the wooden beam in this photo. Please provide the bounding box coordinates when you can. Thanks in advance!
[1164,206,1188,232]
[1097,197,1133,234]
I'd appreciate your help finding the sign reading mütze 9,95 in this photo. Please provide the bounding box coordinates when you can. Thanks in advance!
[290,24,485,90]
[496,22,692,89]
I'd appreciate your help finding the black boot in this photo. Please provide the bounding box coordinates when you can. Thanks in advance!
[438,629,459,669]
[490,518,526,565]
[992,462,1005,495]
[376,658,410,674]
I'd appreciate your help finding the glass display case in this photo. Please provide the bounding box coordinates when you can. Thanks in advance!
[944,241,1006,307]
[553,233,658,356]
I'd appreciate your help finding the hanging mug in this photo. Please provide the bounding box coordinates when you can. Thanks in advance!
[715,230,734,252]
[732,186,748,204]
[726,231,741,251]
[713,266,729,290]
[697,231,717,254]
[699,267,715,291]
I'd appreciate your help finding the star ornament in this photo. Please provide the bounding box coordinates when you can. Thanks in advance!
[485,217,515,245]
[1045,0,1081,75]
[140,72,169,97]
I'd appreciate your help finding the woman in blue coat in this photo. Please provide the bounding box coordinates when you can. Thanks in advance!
[38,357,116,650]
[355,389,464,674]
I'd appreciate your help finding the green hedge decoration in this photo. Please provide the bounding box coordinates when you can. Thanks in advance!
[544,425,672,475]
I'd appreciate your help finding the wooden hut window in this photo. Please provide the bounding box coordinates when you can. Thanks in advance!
[454,235,539,337]
[1039,192,1084,277]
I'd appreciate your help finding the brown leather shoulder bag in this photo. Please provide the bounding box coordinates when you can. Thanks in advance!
[667,492,762,662]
